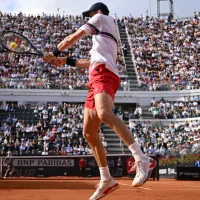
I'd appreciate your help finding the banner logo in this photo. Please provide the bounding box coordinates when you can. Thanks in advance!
[12,159,74,167]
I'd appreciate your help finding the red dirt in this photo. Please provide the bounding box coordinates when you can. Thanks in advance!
[0,178,199,200]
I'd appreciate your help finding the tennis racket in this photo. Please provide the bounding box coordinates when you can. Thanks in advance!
[0,31,43,56]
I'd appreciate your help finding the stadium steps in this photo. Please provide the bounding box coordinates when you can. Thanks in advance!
[141,106,153,119]
[118,26,139,91]
[103,121,131,154]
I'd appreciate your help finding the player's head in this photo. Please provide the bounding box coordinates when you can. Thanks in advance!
[82,2,109,18]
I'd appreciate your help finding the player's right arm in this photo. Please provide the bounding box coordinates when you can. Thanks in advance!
[43,14,100,63]
[56,29,87,52]
[43,29,87,63]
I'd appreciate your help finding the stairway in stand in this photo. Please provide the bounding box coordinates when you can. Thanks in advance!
[142,105,153,119]
[118,24,139,91]
[103,121,131,154]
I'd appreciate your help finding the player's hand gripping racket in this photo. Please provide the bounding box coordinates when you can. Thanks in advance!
[0,31,43,56]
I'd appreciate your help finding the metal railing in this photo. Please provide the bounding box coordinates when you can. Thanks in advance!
[119,139,125,154]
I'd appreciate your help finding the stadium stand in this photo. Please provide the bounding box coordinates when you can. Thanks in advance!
[0,12,127,90]
[129,120,200,156]
[149,96,200,119]
[124,14,200,91]
[0,102,137,155]
[0,11,199,159]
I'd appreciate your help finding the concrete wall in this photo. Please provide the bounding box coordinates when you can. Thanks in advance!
[0,89,199,106]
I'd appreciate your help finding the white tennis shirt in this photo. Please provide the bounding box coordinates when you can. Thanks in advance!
[79,13,120,78]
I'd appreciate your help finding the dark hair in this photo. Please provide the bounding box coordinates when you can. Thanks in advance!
[100,9,109,16]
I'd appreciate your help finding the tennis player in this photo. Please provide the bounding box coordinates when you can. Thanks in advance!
[43,2,156,200]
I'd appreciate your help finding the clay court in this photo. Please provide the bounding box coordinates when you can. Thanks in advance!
[0,178,200,200]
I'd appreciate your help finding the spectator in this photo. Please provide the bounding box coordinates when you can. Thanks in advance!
[3,151,13,179]
[116,157,123,176]
[122,43,128,57]
[66,144,73,155]
[134,105,142,118]
[101,137,108,154]
[79,157,87,177]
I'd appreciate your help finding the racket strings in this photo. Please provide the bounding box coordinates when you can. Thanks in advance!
[3,33,31,53]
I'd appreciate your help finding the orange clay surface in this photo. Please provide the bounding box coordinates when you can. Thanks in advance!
[0,178,200,200]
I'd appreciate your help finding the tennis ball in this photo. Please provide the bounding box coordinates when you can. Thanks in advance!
[10,42,18,49]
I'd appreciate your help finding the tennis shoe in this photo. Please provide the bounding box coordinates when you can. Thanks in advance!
[89,178,119,200]
[130,156,157,187]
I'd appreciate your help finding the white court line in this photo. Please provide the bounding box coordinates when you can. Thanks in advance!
[119,183,152,191]
[139,187,152,191]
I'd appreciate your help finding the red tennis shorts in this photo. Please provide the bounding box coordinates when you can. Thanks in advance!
[85,64,120,110]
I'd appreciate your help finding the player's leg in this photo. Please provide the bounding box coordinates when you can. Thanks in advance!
[83,107,119,200]
[94,91,157,186]
[83,107,106,167]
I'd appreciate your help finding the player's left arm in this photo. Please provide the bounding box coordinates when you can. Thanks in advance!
[51,57,90,68]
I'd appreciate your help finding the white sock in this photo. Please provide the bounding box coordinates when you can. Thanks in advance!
[99,166,111,182]
[129,142,146,161]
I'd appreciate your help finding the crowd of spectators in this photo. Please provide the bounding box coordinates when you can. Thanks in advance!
[149,96,200,119]
[0,11,127,90]
[129,120,200,157]
[0,102,141,156]
[112,105,140,120]
[0,102,91,156]
[1,101,199,158]
[124,12,200,91]
[0,102,137,156]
